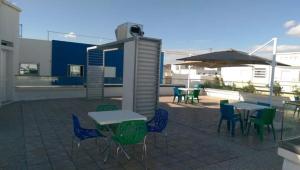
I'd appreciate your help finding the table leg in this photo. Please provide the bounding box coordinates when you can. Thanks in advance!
[103,125,115,163]
[243,110,250,135]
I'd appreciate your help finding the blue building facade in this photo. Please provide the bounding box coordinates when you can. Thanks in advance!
[51,40,163,85]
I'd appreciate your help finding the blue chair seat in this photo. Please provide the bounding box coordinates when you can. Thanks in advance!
[72,114,105,152]
[76,128,104,140]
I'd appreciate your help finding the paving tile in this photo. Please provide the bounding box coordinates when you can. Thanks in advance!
[0,97,284,170]
[27,163,52,170]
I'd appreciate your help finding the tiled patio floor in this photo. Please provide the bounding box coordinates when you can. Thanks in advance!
[0,96,283,170]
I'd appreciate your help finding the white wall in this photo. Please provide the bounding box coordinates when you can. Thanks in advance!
[14,85,176,101]
[0,0,20,105]
[205,88,289,107]
[0,1,20,44]
[277,53,300,66]
[221,67,253,82]
[19,38,52,76]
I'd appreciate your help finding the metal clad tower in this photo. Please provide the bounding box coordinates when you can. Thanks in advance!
[86,47,104,99]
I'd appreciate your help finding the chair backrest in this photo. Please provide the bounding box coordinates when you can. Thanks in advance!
[257,108,276,124]
[193,84,200,89]
[96,104,118,111]
[295,96,300,101]
[220,104,235,119]
[72,114,82,138]
[257,102,271,107]
[220,100,229,108]
[152,108,169,132]
[192,90,200,97]
[114,120,147,145]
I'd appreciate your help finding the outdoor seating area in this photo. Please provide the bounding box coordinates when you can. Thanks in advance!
[0,96,283,170]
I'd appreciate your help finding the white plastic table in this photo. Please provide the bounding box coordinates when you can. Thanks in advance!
[230,102,269,112]
[88,110,147,125]
[228,102,270,134]
[88,110,147,162]
[178,88,196,92]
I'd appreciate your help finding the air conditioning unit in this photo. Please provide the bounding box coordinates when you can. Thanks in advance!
[115,22,144,41]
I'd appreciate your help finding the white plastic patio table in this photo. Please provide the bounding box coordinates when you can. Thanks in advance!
[178,88,196,91]
[178,88,197,96]
[228,102,270,135]
[88,110,147,125]
[230,102,269,111]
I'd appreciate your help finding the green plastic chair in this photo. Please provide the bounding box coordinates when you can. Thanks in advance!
[96,104,118,112]
[220,100,229,105]
[247,107,276,141]
[95,104,118,132]
[112,120,147,160]
[186,89,200,104]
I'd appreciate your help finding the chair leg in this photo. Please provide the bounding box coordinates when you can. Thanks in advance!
[227,120,231,131]
[294,107,297,117]
[267,125,270,133]
[247,121,252,136]
[119,144,131,160]
[271,123,276,141]
[142,136,147,160]
[142,136,148,169]
[197,97,199,103]
[164,132,168,155]
[217,119,223,133]
[173,96,176,103]
[231,121,235,137]
[240,119,244,134]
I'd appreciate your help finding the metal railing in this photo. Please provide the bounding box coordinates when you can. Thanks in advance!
[161,78,300,94]
[281,101,300,140]
[15,75,123,87]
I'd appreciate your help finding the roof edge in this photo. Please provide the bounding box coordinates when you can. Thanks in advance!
[2,0,21,12]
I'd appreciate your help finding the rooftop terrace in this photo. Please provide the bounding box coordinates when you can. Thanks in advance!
[0,96,282,170]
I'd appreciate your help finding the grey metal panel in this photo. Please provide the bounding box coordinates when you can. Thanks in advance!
[134,38,161,117]
[86,49,104,99]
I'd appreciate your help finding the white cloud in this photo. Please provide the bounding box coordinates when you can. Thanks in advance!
[284,20,297,28]
[287,24,300,37]
[283,20,300,37]
[64,32,77,39]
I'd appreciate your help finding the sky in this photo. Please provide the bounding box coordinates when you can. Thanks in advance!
[10,0,300,63]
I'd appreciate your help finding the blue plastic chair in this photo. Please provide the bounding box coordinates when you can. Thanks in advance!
[173,87,185,103]
[72,114,105,152]
[217,104,244,136]
[147,108,169,153]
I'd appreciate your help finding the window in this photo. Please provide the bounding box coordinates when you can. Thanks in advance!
[68,65,84,77]
[104,67,116,78]
[254,68,266,78]
[19,64,39,76]
[1,40,14,47]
